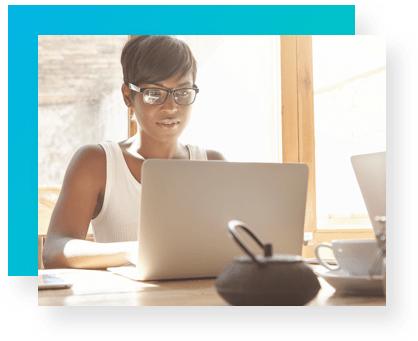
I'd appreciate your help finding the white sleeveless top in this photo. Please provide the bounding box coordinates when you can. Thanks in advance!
[91,141,208,243]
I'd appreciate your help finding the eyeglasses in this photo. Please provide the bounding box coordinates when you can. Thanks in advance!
[128,83,199,106]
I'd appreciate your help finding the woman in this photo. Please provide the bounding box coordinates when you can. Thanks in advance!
[42,35,226,269]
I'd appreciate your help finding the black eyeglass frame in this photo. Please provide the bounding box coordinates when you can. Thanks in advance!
[128,83,199,106]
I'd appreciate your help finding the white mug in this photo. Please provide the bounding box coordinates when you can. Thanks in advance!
[315,239,382,276]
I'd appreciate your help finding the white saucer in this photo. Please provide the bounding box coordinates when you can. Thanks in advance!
[314,268,384,295]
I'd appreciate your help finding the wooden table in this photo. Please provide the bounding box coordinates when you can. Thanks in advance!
[38,264,386,306]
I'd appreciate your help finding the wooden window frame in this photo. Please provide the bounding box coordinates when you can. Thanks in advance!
[280,35,375,259]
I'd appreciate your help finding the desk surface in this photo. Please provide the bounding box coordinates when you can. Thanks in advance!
[38,265,385,306]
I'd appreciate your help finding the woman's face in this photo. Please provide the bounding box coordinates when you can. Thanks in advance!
[130,73,194,144]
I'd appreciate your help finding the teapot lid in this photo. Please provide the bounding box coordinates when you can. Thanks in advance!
[234,254,303,264]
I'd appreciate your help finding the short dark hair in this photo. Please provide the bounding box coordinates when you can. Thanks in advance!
[121,35,197,99]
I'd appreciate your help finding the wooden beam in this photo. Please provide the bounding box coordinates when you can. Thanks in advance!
[280,36,299,163]
[280,36,317,258]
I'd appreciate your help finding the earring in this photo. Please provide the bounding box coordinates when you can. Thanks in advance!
[126,101,131,106]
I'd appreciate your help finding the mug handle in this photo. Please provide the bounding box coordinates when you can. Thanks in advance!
[314,243,340,271]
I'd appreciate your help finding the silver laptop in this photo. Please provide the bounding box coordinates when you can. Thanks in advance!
[351,151,386,232]
[110,160,309,281]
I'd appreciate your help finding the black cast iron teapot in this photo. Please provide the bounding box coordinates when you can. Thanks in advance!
[215,220,321,306]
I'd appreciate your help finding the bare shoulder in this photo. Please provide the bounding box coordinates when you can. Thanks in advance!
[76,144,106,159]
[72,144,106,164]
[63,144,106,191]
[206,149,227,161]
[69,144,105,172]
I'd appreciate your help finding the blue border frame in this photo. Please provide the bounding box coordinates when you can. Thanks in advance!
[8,5,355,276]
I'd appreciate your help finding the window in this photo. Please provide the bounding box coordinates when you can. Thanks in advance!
[313,35,386,230]
[280,36,383,259]
[312,36,385,260]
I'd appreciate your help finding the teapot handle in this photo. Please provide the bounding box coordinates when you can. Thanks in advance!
[227,220,272,264]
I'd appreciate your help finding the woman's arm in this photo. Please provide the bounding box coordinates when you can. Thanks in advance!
[42,145,137,269]
[43,236,137,269]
